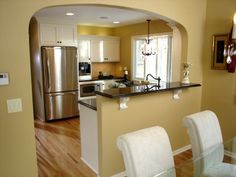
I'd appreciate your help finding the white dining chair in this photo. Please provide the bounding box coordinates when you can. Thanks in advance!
[183,110,236,177]
[117,126,176,177]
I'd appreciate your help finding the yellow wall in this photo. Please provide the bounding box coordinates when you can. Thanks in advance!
[0,0,206,177]
[77,25,114,36]
[201,0,236,140]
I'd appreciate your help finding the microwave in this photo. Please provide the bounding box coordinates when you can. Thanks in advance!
[79,62,92,80]
[79,81,104,100]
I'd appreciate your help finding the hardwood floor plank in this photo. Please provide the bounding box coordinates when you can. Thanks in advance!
[35,117,97,177]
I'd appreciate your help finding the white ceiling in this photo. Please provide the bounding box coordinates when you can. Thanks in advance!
[34,5,158,27]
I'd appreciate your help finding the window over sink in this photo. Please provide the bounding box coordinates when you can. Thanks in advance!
[132,34,172,82]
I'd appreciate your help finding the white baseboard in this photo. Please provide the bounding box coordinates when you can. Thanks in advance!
[110,171,126,177]
[173,144,191,156]
[80,157,98,175]
[110,145,191,177]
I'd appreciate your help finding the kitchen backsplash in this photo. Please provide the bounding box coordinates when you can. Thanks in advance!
[92,63,116,77]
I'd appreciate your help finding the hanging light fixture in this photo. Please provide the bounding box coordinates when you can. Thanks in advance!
[224,13,236,64]
[142,19,156,56]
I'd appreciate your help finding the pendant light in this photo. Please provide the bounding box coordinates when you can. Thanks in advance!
[142,19,156,56]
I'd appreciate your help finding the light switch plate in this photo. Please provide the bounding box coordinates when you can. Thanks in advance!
[7,98,22,113]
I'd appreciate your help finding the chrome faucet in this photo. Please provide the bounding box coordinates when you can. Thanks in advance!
[145,74,161,87]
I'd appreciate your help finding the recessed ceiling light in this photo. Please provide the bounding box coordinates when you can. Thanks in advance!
[66,12,74,16]
[100,16,108,19]
[113,21,120,24]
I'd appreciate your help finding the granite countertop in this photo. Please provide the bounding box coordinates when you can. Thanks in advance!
[95,82,201,98]
[78,98,97,111]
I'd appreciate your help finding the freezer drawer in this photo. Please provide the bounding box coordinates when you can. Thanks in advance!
[44,91,79,120]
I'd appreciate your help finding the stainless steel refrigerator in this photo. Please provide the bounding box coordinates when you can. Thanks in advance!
[32,46,79,121]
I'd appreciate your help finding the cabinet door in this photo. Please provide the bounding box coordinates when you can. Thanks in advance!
[91,39,102,62]
[39,24,59,45]
[103,38,120,62]
[78,40,91,62]
[59,25,77,46]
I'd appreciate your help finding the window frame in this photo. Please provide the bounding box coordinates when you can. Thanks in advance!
[131,32,173,82]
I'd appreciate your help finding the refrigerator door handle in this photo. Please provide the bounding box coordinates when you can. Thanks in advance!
[46,56,51,90]
[50,93,65,97]
[49,92,77,97]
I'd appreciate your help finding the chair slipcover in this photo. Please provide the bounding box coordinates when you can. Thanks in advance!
[117,126,175,177]
[183,110,236,177]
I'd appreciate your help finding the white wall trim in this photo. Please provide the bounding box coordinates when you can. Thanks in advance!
[110,171,127,177]
[110,145,191,177]
[81,157,98,175]
[173,144,191,156]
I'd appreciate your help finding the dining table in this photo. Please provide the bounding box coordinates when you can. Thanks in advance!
[153,137,236,177]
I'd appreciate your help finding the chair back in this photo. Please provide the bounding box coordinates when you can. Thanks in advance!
[117,126,175,177]
[183,110,224,177]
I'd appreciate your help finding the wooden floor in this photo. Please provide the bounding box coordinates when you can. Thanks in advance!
[34,118,193,177]
[34,117,97,177]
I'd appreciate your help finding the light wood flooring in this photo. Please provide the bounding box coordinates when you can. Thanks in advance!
[34,117,193,177]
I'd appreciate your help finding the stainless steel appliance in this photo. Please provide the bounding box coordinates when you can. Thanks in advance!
[79,62,92,80]
[32,46,79,121]
[79,80,104,100]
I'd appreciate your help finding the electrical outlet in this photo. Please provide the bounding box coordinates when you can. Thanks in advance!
[7,98,22,113]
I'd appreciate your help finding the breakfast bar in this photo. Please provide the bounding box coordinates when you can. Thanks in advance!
[78,81,201,177]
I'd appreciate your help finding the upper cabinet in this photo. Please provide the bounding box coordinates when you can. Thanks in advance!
[78,35,120,63]
[102,38,120,62]
[39,24,77,46]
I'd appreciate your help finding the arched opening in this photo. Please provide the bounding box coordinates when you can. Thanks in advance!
[28,4,188,177]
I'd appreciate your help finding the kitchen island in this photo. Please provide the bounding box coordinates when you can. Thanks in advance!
[78,99,99,174]
[80,82,201,177]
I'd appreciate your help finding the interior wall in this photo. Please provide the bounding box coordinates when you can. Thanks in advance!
[0,0,206,177]
[202,0,236,140]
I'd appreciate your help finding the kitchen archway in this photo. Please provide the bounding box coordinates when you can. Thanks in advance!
[29,4,188,177]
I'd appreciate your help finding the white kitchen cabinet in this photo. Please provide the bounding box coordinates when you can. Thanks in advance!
[78,35,120,62]
[90,39,102,62]
[39,24,77,46]
[102,38,120,62]
[78,39,91,62]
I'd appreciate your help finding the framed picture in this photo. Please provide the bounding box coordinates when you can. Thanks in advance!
[212,34,228,70]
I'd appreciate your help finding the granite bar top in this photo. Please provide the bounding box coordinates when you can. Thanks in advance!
[78,98,97,111]
[95,82,201,98]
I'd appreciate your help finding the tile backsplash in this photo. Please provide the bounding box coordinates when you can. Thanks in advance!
[92,63,116,77]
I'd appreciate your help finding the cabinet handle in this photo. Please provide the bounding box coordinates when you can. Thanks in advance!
[104,58,108,60]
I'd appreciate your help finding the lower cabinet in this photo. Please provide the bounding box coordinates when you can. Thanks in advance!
[80,104,99,174]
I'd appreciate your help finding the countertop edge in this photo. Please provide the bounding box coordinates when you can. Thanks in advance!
[95,82,201,98]
[78,100,97,111]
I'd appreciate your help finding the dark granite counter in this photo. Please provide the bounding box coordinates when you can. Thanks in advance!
[95,82,201,98]
[78,98,97,111]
